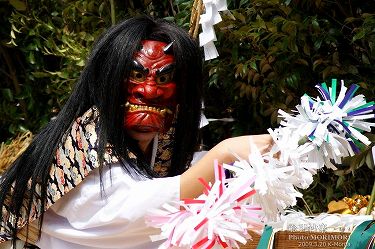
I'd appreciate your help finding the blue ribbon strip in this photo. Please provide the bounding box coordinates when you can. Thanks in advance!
[256,225,274,249]
[345,220,375,249]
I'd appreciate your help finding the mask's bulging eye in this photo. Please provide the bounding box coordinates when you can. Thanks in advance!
[130,70,146,82]
[156,73,173,85]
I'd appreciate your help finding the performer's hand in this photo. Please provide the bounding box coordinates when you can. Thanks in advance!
[181,134,274,199]
[216,134,274,162]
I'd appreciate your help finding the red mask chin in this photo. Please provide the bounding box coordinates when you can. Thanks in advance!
[124,40,177,134]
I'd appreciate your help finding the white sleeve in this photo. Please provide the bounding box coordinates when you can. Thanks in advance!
[36,163,180,249]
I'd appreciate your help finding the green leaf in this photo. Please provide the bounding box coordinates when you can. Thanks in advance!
[28,52,35,64]
[10,30,16,39]
[9,0,26,11]
[288,38,298,52]
[8,39,18,46]
[325,185,334,202]
[345,17,357,23]
[358,82,368,89]
[235,63,243,78]
[314,39,322,49]
[175,0,189,4]
[263,107,276,116]
[2,88,14,101]
[322,66,331,79]
[76,59,85,67]
[303,44,311,56]
[365,151,374,170]
[164,16,174,22]
[261,64,272,74]
[18,125,29,133]
[313,59,324,71]
[361,13,374,18]
[249,61,257,71]
[32,72,51,78]
[28,29,36,36]
[284,0,292,5]
[99,2,105,15]
[362,53,370,64]
[11,24,21,33]
[336,176,345,189]
[295,59,309,66]
[231,45,238,63]
[347,65,359,74]
[353,29,366,41]
[87,1,95,12]
[233,11,246,23]
[57,71,69,79]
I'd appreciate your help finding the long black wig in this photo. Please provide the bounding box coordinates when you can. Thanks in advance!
[0,15,203,243]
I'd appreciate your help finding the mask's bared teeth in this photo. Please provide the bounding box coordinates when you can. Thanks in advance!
[126,103,172,116]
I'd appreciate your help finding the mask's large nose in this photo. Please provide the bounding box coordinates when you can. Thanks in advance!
[131,80,163,102]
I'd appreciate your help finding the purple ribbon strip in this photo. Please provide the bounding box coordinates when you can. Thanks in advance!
[347,105,375,116]
[338,84,359,109]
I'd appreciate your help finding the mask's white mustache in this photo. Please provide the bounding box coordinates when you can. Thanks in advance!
[125,102,173,116]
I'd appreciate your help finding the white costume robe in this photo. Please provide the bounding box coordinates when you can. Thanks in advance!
[36,163,180,249]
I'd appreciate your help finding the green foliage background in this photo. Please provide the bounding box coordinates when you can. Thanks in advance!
[0,0,374,213]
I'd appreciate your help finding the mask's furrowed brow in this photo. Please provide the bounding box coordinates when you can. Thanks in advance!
[156,64,175,76]
[132,60,149,74]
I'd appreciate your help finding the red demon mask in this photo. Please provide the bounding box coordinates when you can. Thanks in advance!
[124,40,177,134]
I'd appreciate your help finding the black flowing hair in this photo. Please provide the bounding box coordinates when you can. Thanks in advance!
[0,15,203,243]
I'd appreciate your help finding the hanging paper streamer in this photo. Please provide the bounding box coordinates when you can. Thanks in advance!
[199,0,228,60]
[146,160,263,249]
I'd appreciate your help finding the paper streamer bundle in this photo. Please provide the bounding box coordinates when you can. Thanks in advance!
[146,160,262,249]
[242,79,374,220]
[273,79,375,169]
[241,79,374,221]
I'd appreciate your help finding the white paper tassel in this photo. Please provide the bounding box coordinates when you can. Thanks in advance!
[146,161,262,248]
[199,0,228,60]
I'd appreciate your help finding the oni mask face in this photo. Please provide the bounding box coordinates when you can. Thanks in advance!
[124,40,177,136]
